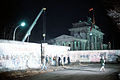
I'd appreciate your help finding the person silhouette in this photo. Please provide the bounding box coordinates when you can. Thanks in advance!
[100,56,105,72]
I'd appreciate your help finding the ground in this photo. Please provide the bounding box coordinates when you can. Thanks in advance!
[0,63,120,80]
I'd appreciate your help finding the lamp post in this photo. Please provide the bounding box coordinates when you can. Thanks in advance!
[13,22,25,40]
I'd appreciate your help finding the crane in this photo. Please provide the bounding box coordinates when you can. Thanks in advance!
[22,8,46,42]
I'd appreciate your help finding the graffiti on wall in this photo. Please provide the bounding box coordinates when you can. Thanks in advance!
[0,42,41,71]
[68,50,120,62]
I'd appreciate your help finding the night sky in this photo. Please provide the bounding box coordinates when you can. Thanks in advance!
[0,0,120,49]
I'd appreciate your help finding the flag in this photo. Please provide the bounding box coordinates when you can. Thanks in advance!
[89,8,93,11]
[89,8,95,31]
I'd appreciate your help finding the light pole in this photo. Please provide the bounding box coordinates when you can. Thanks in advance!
[13,22,25,40]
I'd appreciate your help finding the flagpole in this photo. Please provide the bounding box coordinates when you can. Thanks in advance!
[89,8,95,31]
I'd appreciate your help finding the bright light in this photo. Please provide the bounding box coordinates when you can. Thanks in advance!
[20,22,26,27]
[90,33,92,35]
[43,34,46,37]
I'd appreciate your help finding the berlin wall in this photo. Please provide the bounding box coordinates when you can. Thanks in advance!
[68,50,120,63]
[0,40,42,71]
[0,40,120,72]
[0,40,70,71]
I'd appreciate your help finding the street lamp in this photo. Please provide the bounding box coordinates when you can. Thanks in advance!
[21,22,25,27]
[13,22,26,40]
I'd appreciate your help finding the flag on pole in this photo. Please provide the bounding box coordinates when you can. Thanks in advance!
[89,8,93,11]
[89,8,95,31]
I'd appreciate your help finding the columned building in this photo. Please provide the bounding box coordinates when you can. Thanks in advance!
[48,20,108,50]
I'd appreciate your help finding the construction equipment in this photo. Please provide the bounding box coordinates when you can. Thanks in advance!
[22,8,46,42]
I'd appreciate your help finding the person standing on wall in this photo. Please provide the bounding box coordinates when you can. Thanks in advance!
[100,56,105,72]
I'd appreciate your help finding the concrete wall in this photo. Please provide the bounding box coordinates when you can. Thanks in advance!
[0,40,119,71]
[68,50,120,63]
[0,40,41,71]
[0,40,70,71]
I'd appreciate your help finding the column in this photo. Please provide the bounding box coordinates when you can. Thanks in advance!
[94,36,97,50]
[64,42,66,46]
[91,35,94,50]
[83,42,85,50]
[71,42,73,50]
[74,41,77,50]
[87,33,90,50]
[80,41,82,50]
[98,37,101,50]
[97,36,100,50]
[90,35,92,50]
[81,42,84,50]
[61,42,63,46]
[101,43,103,50]
[78,41,80,50]
[101,37,103,50]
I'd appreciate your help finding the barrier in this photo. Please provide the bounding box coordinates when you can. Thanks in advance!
[0,40,119,71]
[0,40,41,71]
[0,40,70,71]
[68,50,120,62]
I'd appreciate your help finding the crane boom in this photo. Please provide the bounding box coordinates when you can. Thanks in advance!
[22,8,46,42]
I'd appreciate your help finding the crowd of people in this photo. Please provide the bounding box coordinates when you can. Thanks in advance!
[41,54,106,72]
[41,55,71,70]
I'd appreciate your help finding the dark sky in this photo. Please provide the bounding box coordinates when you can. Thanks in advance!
[0,0,120,49]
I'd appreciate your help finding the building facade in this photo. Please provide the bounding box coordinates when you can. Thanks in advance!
[48,20,108,50]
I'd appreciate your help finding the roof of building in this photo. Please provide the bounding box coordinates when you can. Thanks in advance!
[72,21,90,28]
[54,34,88,42]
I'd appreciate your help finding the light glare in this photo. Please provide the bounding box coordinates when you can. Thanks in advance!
[21,22,26,27]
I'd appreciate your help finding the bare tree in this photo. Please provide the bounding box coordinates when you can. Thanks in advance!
[104,0,120,30]
[107,9,120,29]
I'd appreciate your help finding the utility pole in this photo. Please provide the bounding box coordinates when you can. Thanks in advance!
[41,8,46,65]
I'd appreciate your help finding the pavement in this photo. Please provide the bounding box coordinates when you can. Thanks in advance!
[0,65,66,79]
[0,63,120,80]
